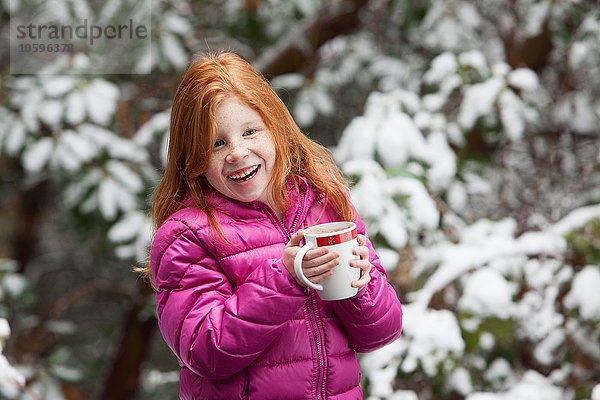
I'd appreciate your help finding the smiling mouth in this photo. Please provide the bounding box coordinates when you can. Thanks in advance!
[227,165,260,182]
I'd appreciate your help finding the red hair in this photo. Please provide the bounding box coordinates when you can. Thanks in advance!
[140,51,353,282]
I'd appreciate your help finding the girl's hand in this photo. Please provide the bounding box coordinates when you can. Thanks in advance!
[350,234,371,289]
[283,230,340,287]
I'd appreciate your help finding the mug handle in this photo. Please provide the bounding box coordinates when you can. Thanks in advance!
[294,242,323,291]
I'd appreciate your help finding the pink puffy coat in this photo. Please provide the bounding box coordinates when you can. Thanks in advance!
[150,176,402,399]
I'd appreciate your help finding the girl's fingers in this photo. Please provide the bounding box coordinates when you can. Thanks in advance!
[357,234,366,246]
[350,259,371,288]
[303,247,330,261]
[304,249,338,266]
[304,257,339,278]
[287,230,304,248]
[352,245,369,260]
[351,272,370,288]
[309,271,333,284]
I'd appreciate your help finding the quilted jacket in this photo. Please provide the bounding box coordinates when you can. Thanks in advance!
[150,176,403,399]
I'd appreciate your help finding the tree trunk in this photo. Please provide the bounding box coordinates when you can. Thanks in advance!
[255,0,369,78]
[99,280,156,400]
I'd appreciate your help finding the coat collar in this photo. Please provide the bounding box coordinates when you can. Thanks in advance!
[179,175,315,223]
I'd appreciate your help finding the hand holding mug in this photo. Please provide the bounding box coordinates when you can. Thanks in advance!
[350,233,371,289]
[283,230,339,287]
[291,222,366,300]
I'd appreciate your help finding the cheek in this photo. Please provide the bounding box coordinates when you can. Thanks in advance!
[204,159,223,183]
[259,138,277,166]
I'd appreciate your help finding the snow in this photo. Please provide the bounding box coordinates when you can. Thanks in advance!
[310,87,334,116]
[294,95,316,127]
[347,166,387,219]
[51,364,83,382]
[161,33,188,69]
[376,247,400,272]
[479,332,495,351]
[82,80,120,125]
[555,92,597,134]
[569,41,590,67]
[499,89,525,141]
[334,116,377,162]
[424,52,457,83]
[468,370,567,400]
[458,77,504,129]
[109,210,153,261]
[448,181,468,212]
[450,367,474,396]
[106,160,143,192]
[458,51,488,72]
[98,178,122,220]
[2,274,28,298]
[0,319,10,342]
[376,113,425,166]
[78,123,147,162]
[41,77,76,97]
[459,268,515,319]
[164,12,192,35]
[523,259,561,290]
[142,369,179,391]
[65,91,86,125]
[592,384,600,400]
[0,318,25,399]
[271,73,306,89]
[424,131,456,190]
[389,177,439,230]
[4,119,27,156]
[400,305,465,376]
[58,130,98,167]
[0,354,25,398]
[534,330,565,365]
[507,68,539,91]
[566,319,600,360]
[97,175,138,221]
[515,289,563,341]
[387,391,418,400]
[523,1,551,37]
[22,137,54,172]
[550,204,600,235]
[484,358,513,387]
[564,266,600,320]
[378,203,408,249]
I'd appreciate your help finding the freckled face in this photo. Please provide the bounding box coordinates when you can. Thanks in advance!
[203,97,277,207]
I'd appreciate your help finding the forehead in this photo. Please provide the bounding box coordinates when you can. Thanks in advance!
[215,97,264,128]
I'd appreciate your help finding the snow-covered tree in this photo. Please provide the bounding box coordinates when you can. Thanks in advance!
[0,0,598,399]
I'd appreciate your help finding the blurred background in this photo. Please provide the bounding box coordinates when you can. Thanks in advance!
[1,0,599,399]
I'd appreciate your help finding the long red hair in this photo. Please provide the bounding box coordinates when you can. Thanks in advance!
[140,51,353,282]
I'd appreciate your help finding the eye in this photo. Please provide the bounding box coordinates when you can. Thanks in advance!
[243,128,257,136]
[213,139,225,148]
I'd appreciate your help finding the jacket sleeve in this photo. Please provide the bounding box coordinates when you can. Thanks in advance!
[151,219,307,380]
[331,212,403,353]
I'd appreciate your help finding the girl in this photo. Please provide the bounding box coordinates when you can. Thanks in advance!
[144,51,402,399]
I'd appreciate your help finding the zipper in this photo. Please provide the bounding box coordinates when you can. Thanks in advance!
[242,368,250,399]
[258,185,326,397]
[258,202,292,240]
[255,185,307,241]
[306,292,327,400]
[289,184,306,233]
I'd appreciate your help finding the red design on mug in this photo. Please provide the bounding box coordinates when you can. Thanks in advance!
[316,229,357,247]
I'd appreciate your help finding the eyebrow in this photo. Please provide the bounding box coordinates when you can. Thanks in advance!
[239,119,266,130]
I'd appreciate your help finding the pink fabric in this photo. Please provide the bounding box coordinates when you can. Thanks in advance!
[150,176,402,399]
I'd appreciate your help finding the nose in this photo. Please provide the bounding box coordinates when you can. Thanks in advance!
[225,141,250,163]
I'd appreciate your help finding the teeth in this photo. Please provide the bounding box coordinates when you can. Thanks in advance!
[228,165,259,181]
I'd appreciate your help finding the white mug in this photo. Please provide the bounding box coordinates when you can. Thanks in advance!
[294,221,360,300]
